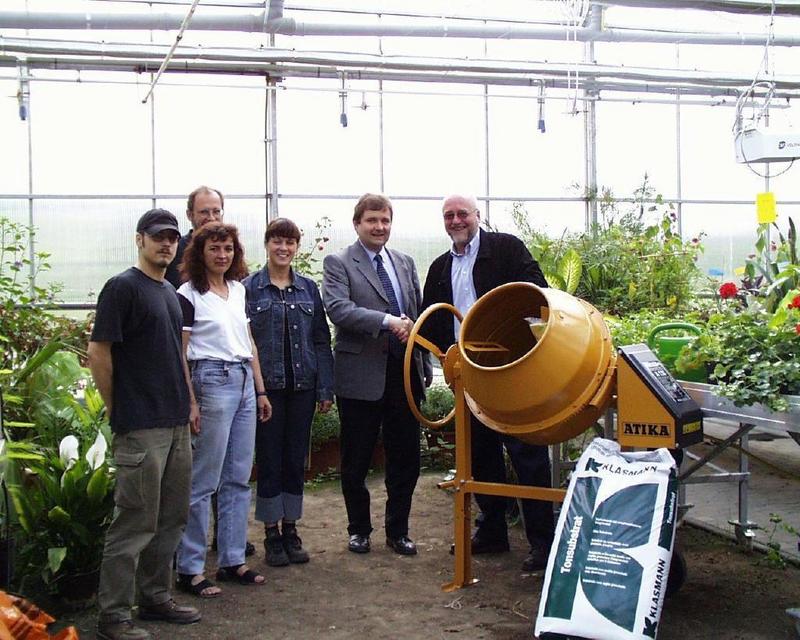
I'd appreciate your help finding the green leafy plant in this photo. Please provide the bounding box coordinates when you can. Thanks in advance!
[510,203,582,294]
[293,216,332,282]
[310,406,340,452]
[5,430,115,591]
[0,217,90,375]
[420,383,455,427]
[759,512,799,569]
[743,218,800,314]
[0,344,114,595]
[577,178,706,315]
[419,384,456,470]
[675,307,800,412]
[511,176,706,315]
[605,309,673,349]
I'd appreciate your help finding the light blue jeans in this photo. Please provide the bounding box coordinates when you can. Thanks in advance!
[176,360,256,574]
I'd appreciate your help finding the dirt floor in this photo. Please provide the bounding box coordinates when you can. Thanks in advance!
[52,470,800,640]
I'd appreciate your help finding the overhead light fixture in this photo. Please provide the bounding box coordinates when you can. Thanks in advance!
[339,72,348,127]
[537,81,546,133]
[17,61,29,121]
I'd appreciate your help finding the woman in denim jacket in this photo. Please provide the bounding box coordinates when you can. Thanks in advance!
[243,218,334,567]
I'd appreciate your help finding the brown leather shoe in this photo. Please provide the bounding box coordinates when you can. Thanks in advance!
[96,620,153,640]
[138,598,201,624]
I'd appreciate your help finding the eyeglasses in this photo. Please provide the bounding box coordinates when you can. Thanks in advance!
[443,209,475,222]
[197,208,223,217]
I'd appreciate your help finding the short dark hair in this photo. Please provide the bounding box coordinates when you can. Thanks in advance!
[180,222,248,293]
[186,186,225,212]
[353,193,392,223]
[264,217,302,244]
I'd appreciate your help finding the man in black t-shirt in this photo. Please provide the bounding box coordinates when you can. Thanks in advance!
[89,209,200,640]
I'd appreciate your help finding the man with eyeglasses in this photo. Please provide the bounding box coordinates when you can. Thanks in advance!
[164,186,224,288]
[420,193,555,573]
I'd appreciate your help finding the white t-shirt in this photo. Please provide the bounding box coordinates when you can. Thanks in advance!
[177,279,253,362]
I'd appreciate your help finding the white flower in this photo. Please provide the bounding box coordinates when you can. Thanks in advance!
[85,432,108,471]
[59,435,79,470]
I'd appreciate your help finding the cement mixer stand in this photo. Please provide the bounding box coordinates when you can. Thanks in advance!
[438,360,567,591]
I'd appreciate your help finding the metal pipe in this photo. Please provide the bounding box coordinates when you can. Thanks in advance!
[4,39,800,95]
[6,53,800,98]
[141,0,201,103]
[0,71,789,107]
[597,0,800,17]
[2,8,800,46]
[6,56,800,97]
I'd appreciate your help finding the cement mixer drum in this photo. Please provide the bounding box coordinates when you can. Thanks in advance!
[457,282,616,445]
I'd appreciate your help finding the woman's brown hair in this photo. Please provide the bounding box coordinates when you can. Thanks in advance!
[180,221,249,293]
[264,217,302,244]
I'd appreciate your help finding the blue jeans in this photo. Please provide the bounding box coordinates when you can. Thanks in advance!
[254,388,316,523]
[176,360,256,574]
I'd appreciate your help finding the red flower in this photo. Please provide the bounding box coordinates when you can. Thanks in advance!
[719,282,738,299]
[790,294,800,309]
[795,323,800,335]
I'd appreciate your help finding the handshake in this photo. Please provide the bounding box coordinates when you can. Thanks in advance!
[387,314,414,343]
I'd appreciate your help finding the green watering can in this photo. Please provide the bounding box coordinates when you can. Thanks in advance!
[647,322,707,383]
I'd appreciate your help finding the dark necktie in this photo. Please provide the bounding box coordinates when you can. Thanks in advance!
[374,254,402,317]
[374,254,404,358]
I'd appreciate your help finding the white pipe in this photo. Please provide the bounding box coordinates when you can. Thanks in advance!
[4,38,800,92]
[2,8,800,47]
[5,53,800,98]
[597,0,800,16]
[141,0,201,103]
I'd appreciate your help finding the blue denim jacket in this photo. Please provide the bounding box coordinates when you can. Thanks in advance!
[243,267,334,401]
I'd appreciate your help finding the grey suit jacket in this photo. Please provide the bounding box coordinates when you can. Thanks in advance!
[322,241,427,401]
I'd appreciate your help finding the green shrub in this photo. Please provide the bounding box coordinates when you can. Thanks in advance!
[420,383,455,427]
[310,407,340,451]
[512,176,707,316]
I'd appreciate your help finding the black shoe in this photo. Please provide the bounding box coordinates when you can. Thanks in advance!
[282,525,310,564]
[245,541,256,557]
[521,547,549,572]
[386,535,417,556]
[264,527,290,567]
[348,534,371,554]
[450,534,510,555]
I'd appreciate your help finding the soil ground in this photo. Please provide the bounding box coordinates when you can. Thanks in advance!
[47,470,800,640]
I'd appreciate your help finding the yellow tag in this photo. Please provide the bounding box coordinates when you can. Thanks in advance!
[734,266,746,276]
[756,192,777,223]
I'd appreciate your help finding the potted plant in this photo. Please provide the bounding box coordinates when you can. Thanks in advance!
[306,407,341,479]
[6,429,114,606]
[420,383,456,468]
[1,345,115,608]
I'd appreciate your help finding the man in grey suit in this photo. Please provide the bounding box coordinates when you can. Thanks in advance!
[323,193,428,556]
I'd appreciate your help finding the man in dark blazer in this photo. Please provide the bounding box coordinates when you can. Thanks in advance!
[323,193,429,556]
[421,193,555,572]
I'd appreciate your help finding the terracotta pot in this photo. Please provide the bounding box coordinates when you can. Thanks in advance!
[305,439,385,480]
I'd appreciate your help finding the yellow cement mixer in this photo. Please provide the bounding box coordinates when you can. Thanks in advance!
[403,282,703,591]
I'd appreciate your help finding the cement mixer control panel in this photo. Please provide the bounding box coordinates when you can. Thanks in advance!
[616,344,703,449]
[645,361,691,402]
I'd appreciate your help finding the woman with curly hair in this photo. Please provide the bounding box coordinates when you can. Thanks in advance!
[175,221,272,597]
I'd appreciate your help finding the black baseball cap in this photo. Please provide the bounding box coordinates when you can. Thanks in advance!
[136,209,180,235]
